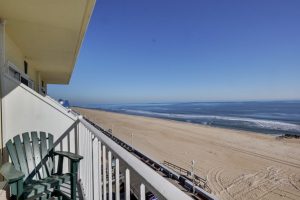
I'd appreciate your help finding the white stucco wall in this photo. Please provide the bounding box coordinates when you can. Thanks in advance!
[1,74,77,144]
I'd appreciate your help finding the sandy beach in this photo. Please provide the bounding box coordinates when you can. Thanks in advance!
[75,108,300,200]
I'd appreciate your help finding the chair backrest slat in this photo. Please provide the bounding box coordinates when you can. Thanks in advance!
[31,131,44,179]
[22,132,35,176]
[48,134,54,151]
[40,132,50,177]
[13,135,29,178]
[6,140,21,171]
[40,132,47,159]
[47,134,54,174]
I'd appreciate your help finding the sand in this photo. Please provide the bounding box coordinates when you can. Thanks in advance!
[74,108,300,200]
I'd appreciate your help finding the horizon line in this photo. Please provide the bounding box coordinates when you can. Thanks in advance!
[70,99,300,106]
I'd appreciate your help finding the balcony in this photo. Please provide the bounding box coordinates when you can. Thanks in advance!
[52,115,193,200]
[0,73,219,199]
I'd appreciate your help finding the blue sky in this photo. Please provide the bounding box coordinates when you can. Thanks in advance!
[49,0,300,105]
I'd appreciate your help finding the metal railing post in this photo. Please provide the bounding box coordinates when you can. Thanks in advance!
[102,145,107,200]
[108,151,112,200]
[115,159,120,200]
[140,184,145,200]
[125,169,130,200]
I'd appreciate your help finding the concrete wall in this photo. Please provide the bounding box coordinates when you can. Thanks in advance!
[1,74,77,144]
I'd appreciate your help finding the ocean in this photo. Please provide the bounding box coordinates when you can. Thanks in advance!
[89,101,300,136]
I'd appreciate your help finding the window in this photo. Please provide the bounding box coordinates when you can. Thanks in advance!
[6,62,34,90]
[8,66,21,81]
[21,76,29,85]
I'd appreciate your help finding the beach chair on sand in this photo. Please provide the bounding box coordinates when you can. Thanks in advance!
[0,132,83,200]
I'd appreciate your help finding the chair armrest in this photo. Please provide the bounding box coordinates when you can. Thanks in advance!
[53,151,83,162]
[0,163,25,184]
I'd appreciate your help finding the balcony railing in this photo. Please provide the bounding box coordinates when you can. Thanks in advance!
[53,116,193,200]
[1,73,213,199]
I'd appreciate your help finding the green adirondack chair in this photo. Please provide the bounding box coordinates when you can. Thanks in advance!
[0,132,83,200]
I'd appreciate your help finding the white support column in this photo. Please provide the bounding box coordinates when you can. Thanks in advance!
[0,19,5,69]
[0,19,6,157]
[115,159,120,200]
[140,184,145,200]
[125,169,130,200]
[102,145,107,200]
[108,151,112,200]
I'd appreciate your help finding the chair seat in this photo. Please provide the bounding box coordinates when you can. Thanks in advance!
[24,173,71,198]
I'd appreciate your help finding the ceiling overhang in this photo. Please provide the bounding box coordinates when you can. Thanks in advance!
[0,0,96,84]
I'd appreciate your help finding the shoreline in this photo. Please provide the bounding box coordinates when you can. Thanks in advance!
[74,106,293,138]
[74,107,300,200]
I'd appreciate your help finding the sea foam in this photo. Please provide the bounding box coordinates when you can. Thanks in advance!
[122,109,300,132]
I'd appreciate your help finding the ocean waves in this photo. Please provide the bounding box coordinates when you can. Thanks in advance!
[121,109,300,133]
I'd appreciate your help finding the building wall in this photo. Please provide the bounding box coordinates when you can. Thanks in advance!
[5,34,24,72]
[5,32,41,92]
[2,75,77,144]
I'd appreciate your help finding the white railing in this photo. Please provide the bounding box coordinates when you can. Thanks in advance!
[2,70,193,199]
[54,118,192,200]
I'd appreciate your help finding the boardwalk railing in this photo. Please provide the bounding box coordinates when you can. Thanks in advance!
[55,117,192,200]
[163,161,212,193]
